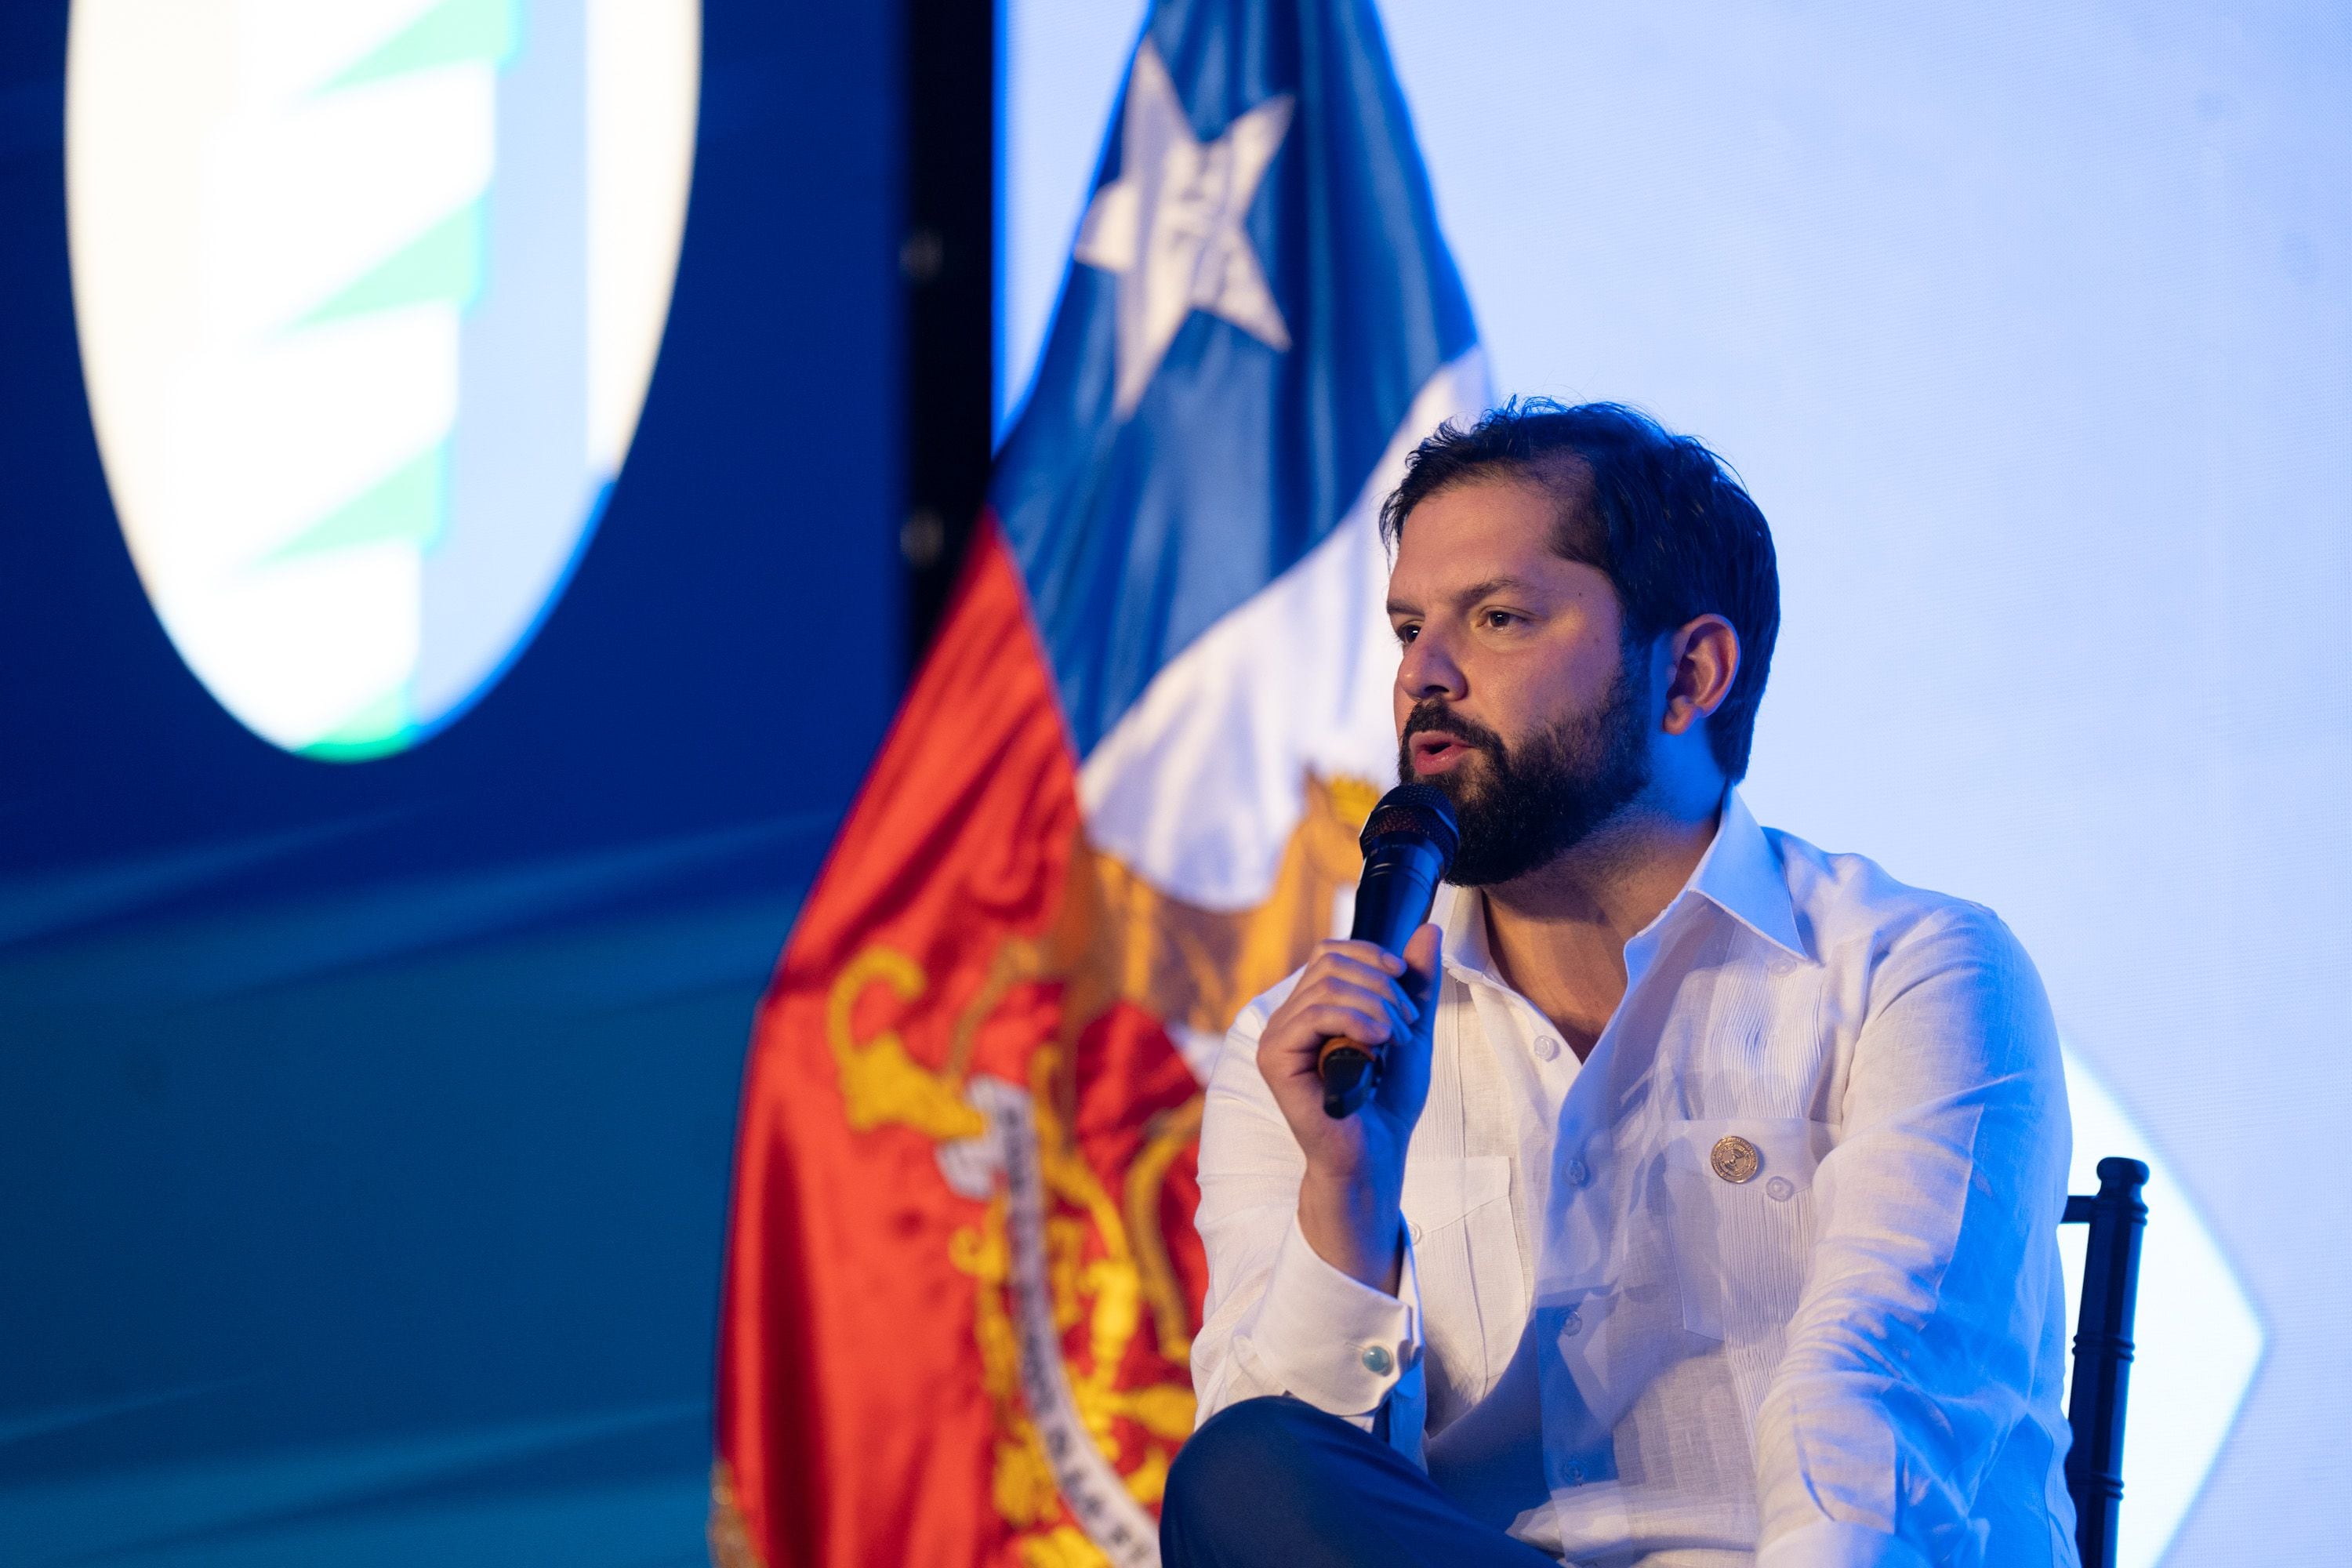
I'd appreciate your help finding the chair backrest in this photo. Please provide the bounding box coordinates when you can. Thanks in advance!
[2060,1156,2150,1568]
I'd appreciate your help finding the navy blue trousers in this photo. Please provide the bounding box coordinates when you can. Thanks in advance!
[1161,1397,1557,1568]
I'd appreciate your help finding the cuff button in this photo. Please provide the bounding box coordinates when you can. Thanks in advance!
[1360,1345,1394,1375]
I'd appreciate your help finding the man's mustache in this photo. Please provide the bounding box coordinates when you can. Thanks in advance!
[1401,701,1507,758]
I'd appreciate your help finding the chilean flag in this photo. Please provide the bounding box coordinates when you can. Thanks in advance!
[713,2,1481,1563]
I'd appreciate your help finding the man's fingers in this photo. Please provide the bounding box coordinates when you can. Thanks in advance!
[1299,1002,1394,1048]
[1301,953,1421,1025]
[1309,975,1419,1038]
[1312,947,1412,990]
[1267,1003,1394,1064]
[1312,937,1406,977]
[1260,938,1431,1104]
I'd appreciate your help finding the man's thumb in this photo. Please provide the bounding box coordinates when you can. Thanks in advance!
[1400,921,1443,1011]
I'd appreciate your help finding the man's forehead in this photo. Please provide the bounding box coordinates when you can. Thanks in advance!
[1396,473,1557,548]
[1388,506,1590,602]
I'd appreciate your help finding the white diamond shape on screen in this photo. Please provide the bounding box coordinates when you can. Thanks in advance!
[2060,1045,2263,1568]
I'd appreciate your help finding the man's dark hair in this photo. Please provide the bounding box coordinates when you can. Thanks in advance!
[1378,398,1780,782]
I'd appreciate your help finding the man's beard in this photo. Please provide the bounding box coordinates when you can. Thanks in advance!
[1397,657,1654,887]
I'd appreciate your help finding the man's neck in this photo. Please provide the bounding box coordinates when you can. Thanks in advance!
[1477,798,1722,1059]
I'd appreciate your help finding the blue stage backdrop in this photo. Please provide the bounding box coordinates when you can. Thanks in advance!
[1004,3,2350,1565]
[0,2,898,1562]
[9,2,2347,1565]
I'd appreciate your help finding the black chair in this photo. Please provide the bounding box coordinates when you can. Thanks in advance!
[2060,1156,2150,1568]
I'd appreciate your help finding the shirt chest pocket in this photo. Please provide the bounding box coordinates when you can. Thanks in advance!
[1661,1118,1833,1342]
[1401,1154,1523,1396]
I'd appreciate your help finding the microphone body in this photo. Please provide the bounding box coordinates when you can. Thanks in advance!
[1319,784,1459,1117]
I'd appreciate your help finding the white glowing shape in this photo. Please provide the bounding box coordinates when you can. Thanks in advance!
[2060,1045,2263,1568]
[67,0,699,758]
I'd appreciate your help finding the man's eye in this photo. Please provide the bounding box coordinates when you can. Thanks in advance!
[1396,622,1420,644]
[1483,610,1517,629]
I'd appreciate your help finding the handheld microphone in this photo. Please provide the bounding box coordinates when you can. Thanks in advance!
[1319,782,1459,1117]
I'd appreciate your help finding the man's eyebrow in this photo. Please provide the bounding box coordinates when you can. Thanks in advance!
[1458,575,1539,602]
[1387,575,1542,617]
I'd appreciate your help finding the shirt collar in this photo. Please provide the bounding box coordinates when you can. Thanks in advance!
[1682,788,1810,963]
[1425,788,1810,981]
[1432,877,1497,989]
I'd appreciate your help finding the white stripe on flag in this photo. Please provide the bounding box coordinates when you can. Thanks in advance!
[1076,349,1492,922]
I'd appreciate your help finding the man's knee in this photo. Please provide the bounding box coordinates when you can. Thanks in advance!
[1164,1399,1311,1545]
[1164,1397,1361,1560]
[1174,1398,1321,1494]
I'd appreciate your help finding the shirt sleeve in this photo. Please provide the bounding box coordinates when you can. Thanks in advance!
[1754,905,2072,1567]
[1189,979,1427,1457]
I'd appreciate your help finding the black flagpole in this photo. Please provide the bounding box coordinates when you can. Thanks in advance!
[900,0,998,673]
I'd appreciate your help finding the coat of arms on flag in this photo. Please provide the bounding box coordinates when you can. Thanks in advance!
[713,2,1483,1563]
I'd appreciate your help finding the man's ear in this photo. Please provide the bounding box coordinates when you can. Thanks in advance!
[1659,615,1740,737]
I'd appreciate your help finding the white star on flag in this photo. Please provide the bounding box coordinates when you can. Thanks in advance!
[1074,41,1294,416]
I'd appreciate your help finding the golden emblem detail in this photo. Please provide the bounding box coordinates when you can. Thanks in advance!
[1710,1134,1762,1185]
[815,772,1377,1567]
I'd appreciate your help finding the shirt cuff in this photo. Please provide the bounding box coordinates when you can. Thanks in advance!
[1757,1522,1933,1568]
[1248,1213,1422,1417]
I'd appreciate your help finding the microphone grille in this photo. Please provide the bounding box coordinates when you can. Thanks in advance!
[1360,782,1460,866]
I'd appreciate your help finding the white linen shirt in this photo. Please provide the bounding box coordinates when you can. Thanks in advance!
[1191,792,2078,1567]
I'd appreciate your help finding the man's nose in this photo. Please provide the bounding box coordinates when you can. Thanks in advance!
[1398,628,1465,700]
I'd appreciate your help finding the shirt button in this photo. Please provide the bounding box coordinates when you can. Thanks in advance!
[1561,1308,1583,1337]
[1565,1461,1585,1486]
[1766,1176,1795,1202]
[1407,1221,1425,1244]
[1361,1345,1393,1375]
[1565,1157,1590,1187]
[1533,1035,1563,1062]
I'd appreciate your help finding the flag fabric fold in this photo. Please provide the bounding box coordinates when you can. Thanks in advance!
[715,2,1484,1563]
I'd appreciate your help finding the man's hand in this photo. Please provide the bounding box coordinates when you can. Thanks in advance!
[1255,923,1443,1294]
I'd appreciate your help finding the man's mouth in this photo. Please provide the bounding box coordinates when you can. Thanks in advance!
[1409,731,1476,776]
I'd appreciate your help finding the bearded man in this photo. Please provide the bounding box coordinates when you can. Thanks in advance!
[1161,402,2078,1568]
